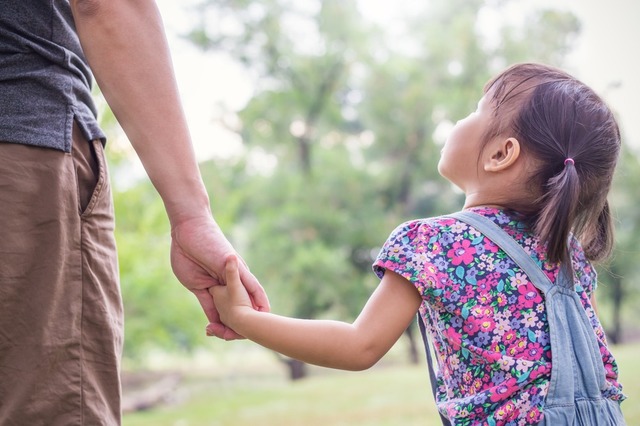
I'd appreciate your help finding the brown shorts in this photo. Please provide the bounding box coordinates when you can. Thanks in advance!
[0,124,123,425]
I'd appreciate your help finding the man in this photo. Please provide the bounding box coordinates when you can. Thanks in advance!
[0,0,267,424]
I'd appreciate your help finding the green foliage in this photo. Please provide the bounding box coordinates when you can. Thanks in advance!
[180,0,586,367]
[104,0,640,363]
[225,150,386,319]
[498,9,581,65]
[112,182,208,361]
[595,144,640,339]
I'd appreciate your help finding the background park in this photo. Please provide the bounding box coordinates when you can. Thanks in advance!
[96,0,640,424]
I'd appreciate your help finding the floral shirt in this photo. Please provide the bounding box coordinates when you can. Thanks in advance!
[373,207,624,426]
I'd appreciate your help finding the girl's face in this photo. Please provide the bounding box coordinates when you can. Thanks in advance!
[438,95,494,192]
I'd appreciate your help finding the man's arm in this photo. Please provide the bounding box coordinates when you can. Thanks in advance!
[69,0,269,338]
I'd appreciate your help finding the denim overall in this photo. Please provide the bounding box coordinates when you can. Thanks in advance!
[450,211,625,425]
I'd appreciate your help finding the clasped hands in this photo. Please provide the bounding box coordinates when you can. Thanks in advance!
[170,216,268,340]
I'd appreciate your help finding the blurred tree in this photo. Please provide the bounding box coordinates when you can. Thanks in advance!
[188,0,371,174]
[99,0,618,371]
[113,184,206,360]
[498,8,581,66]
[184,0,583,379]
[353,0,582,361]
[597,144,640,343]
[189,0,383,378]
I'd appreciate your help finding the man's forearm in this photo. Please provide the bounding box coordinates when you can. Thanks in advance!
[70,0,210,226]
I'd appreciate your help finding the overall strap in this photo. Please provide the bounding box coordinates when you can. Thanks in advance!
[418,315,452,426]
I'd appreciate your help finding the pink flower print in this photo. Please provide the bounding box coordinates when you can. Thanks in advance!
[476,278,491,293]
[443,327,462,350]
[498,357,515,371]
[431,241,443,255]
[478,317,496,333]
[501,401,520,422]
[447,240,476,265]
[529,364,548,380]
[526,343,544,361]
[449,280,460,292]
[517,284,543,309]
[451,222,468,233]
[527,407,542,423]
[478,293,492,305]
[495,293,508,307]
[380,259,399,271]
[472,305,493,318]
[425,263,438,275]
[483,238,499,253]
[504,330,518,345]
[441,217,457,226]
[490,378,519,402]
[506,338,527,357]
[490,341,503,353]
[463,320,480,336]
[605,362,616,379]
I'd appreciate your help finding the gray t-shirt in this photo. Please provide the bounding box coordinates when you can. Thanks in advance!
[0,0,105,152]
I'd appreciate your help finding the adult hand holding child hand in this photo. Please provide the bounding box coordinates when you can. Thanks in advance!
[206,254,257,340]
[171,217,268,340]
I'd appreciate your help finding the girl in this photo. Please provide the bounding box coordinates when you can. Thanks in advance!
[209,63,626,425]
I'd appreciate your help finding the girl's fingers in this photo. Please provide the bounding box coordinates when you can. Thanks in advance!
[225,254,240,288]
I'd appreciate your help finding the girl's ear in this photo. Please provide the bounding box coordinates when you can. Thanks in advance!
[484,137,521,172]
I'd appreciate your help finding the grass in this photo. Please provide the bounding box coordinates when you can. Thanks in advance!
[123,342,639,425]
[618,343,640,423]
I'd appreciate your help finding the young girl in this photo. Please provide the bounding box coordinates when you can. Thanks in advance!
[209,63,626,425]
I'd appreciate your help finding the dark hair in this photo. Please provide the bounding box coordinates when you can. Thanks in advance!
[483,63,621,265]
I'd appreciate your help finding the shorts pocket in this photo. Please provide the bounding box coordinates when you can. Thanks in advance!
[72,123,107,216]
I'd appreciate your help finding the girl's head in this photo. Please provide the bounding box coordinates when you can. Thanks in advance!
[482,63,621,264]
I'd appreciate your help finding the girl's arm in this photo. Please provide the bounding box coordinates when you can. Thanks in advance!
[210,256,423,371]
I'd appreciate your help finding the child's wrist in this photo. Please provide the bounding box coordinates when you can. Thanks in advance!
[230,306,259,337]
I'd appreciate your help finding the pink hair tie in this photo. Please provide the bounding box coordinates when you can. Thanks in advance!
[564,158,575,166]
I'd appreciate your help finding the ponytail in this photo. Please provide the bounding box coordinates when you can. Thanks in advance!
[535,159,580,264]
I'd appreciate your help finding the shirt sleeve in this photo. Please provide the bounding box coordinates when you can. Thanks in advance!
[372,219,431,287]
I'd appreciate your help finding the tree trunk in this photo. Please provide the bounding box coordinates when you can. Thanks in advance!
[608,262,624,344]
[285,358,308,381]
[275,353,308,381]
[405,323,420,364]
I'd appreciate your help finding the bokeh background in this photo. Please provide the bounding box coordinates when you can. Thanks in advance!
[97,0,640,424]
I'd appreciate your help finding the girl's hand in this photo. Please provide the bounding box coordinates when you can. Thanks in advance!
[207,254,255,340]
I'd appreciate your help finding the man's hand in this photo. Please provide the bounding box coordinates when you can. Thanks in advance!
[170,215,269,340]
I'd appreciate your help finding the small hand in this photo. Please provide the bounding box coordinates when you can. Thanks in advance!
[207,254,255,340]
